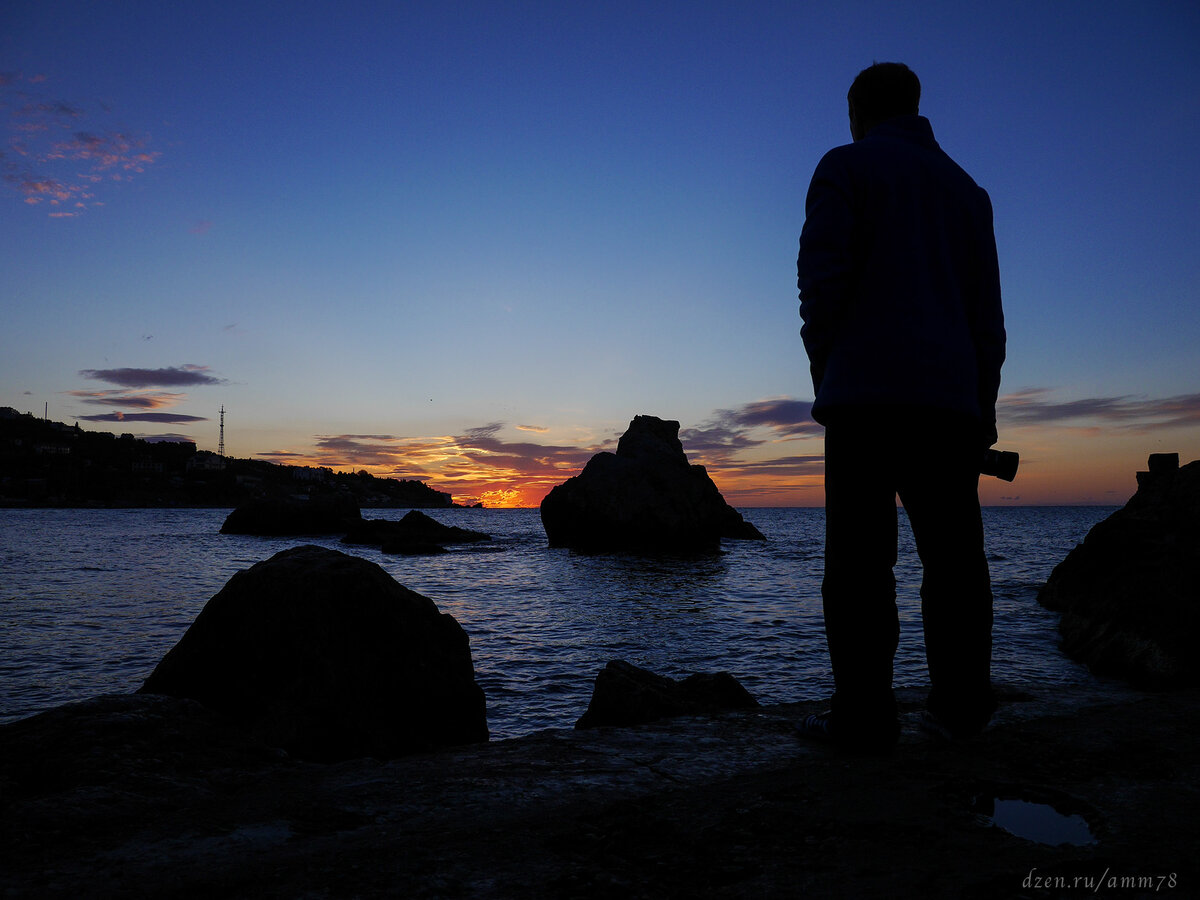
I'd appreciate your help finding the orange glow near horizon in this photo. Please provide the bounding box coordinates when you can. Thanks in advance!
[252,418,1195,510]
[263,454,568,509]
[299,458,1141,509]
[479,487,529,509]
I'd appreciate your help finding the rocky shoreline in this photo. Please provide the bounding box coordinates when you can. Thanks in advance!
[3,682,1196,898]
[5,451,1196,896]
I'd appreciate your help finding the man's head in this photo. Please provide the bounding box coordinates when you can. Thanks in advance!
[848,62,920,141]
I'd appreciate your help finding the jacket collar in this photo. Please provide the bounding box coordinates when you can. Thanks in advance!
[867,115,938,149]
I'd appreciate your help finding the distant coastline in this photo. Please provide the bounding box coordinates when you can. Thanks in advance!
[0,407,457,510]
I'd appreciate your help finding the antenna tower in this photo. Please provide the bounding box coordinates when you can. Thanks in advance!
[218,406,226,457]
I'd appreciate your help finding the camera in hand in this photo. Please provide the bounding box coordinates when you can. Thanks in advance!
[981,448,1019,482]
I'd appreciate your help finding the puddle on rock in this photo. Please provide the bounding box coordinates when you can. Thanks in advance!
[972,794,1097,846]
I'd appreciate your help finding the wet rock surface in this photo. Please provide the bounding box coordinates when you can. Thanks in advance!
[540,415,766,553]
[2,683,1196,898]
[140,545,488,761]
[1038,455,1200,688]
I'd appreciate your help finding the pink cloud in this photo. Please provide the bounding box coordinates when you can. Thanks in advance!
[15,178,76,203]
[47,131,160,174]
[2,78,161,215]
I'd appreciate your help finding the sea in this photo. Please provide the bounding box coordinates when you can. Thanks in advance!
[0,506,1115,740]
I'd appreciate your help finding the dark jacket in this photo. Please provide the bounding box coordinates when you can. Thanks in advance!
[797,116,1005,439]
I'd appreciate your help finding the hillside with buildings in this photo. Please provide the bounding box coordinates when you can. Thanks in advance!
[0,408,454,509]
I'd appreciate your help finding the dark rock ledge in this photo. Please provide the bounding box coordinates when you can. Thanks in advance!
[2,683,1196,898]
[1038,454,1200,688]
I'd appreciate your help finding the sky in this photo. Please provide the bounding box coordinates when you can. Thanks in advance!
[2,1,1198,508]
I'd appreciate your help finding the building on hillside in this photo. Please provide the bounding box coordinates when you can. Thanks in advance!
[186,450,227,472]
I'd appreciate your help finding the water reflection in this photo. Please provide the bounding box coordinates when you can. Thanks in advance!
[972,792,1097,846]
[1,505,1117,738]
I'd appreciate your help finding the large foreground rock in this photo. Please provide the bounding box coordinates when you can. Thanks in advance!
[576,660,758,729]
[1038,454,1200,688]
[140,545,487,760]
[219,494,362,535]
[540,415,765,553]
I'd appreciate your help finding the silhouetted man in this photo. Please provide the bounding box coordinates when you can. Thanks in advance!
[796,62,1005,750]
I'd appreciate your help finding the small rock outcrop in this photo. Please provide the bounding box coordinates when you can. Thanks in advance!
[1038,454,1200,688]
[576,660,758,729]
[219,495,362,535]
[140,545,488,760]
[342,510,490,554]
[540,415,766,553]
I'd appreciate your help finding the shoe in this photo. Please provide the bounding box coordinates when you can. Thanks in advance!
[795,711,836,744]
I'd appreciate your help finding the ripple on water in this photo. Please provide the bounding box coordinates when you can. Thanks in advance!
[0,506,1115,737]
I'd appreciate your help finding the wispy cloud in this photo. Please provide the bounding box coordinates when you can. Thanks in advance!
[67,367,221,432]
[140,432,198,444]
[79,365,226,388]
[681,398,821,466]
[15,99,84,120]
[66,389,187,409]
[256,450,307,461]
[77,411,209,423]
[1,73,161,215]
[308,434,424,468]
[727,398,821,435]
[454,423,600,475]
[999,388,1200,432]
[45,131,158,173]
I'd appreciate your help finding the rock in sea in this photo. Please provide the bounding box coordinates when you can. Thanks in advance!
[540,414,766,553]
[576,660,758,729]
[219,494,362,536]
[342,509,490,555]
[140,545,488,761]
[1038,453,1200,689]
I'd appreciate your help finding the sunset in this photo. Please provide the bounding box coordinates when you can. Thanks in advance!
[3,3,1200,895]
[4,2,1198,507]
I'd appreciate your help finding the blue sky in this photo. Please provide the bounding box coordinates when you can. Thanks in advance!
[3,1,1198,505]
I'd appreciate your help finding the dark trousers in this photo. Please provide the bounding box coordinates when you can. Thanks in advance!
[822,408,995,737]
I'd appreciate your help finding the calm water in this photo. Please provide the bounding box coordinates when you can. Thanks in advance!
[0,506,1114,739]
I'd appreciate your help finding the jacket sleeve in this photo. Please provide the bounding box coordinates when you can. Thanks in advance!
[797,153,854,396]
[971,189,1006,446]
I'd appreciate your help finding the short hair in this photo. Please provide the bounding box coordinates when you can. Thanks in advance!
[848,62,920,122]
